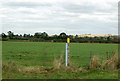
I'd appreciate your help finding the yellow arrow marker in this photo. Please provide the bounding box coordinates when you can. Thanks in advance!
[67,38,70,43]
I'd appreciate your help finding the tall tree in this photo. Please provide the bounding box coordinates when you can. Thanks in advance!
[2,33,7,38]
[23,34,27,38]
[7,31,14,39]
[34,32,41,38]
[41,32,48,38]
[34,32,48,38]
[59,32,67,39]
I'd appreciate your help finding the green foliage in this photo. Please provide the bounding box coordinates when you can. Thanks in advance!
[1,31,119,43]
[59,32,68,39]
[2,33,7,38]
[7,31,14,39]
[34,32,48,38]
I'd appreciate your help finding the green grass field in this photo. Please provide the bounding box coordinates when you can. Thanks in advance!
[2,41,118,79]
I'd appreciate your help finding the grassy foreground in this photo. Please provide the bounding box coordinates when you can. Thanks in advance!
[2,41,118,79]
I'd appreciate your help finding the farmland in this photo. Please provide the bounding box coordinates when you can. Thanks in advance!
[2,41,118,79]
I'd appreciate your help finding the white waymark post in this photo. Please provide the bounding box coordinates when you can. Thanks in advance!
[65,38,70,67]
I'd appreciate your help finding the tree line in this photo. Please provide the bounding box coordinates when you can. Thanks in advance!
[0,31,119,43]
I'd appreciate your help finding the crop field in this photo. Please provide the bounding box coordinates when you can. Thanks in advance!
[2,41,118,79]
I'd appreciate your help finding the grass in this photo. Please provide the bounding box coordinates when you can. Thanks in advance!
[2,61,118,79]
[2,41,118,79]
[2,69,118,79]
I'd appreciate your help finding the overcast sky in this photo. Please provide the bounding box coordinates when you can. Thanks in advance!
[0,0,119,35]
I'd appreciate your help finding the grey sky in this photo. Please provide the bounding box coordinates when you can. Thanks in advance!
[0,0,118,35]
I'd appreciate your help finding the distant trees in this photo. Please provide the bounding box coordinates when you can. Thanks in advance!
[0,31,119,43]
[34,32,41,38]
[42,32,48,38]
[1,33,8,41]
[2,33,7,38]
[34,32,48,38]
[59,32,67,39]
[7,31,14,39]
[23,34,27,38]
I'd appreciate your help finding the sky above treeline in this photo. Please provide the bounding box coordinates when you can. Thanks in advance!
[0,0,119,35]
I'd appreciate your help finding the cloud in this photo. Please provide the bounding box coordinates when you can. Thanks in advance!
[3,1,52,8]
[0,0,118,35]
